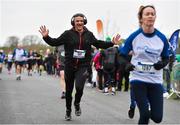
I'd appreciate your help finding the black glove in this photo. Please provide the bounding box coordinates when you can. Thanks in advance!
[154,60,169,70]
[153,57,169,70]
[125,63,135,72]
[153,61,164,70]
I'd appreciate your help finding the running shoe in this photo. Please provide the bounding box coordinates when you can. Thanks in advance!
[128,106,135,119]
[61,91,66,99]
[65,109,72,121]
[104,87,109,95]
[74,103,81,116]
[111,87,116,95]
[16,76,21,80]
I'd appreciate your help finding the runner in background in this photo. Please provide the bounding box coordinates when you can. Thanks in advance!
[56,46,66,99]
[13,44,27,80]
[7,50,13,75]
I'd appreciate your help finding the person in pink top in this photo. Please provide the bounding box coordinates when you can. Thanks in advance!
[93,51,104,90]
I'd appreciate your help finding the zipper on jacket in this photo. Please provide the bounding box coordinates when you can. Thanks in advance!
[75,33,82,67]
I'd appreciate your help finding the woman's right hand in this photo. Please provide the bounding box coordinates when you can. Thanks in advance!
[39,25,49,37]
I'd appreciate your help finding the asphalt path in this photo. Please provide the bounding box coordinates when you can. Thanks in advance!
[0,68,180,124]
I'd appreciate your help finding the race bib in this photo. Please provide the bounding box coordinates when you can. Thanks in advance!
[16,55,24,61]
[135,62,155,74]
[73,49,86,59]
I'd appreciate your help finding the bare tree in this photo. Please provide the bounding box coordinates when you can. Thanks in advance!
[21,35,43,46]
[4,36,19,47]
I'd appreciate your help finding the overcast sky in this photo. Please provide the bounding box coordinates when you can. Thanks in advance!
[0,0,180,46]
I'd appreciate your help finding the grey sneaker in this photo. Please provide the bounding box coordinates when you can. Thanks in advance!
[74,104,81,116]
[16,76,21,80]
[65,110,72,121]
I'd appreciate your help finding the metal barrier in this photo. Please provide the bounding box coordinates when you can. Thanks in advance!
[167,62,180,98]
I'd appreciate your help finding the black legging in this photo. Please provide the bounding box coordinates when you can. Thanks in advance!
[103,71,116,88]
[119,70,130,91]
[65,66,88,111]
[131,82,163,124]
[97,69,104,90]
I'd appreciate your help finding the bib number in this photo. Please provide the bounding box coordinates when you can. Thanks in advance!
[136,62,155,74]
[73,49,86,59]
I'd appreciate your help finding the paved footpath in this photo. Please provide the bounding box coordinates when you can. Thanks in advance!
[0,68,180,124]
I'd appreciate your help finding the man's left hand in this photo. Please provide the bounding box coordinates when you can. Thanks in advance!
[112,34,121,44]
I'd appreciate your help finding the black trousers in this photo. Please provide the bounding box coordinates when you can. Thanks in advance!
[103,70,116,88]
[131,82,163,124]
[119,70,130,91]
[97,69,104,90]
[65,66,88,111]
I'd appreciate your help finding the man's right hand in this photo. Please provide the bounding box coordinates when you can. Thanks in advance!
[39,25,49,37]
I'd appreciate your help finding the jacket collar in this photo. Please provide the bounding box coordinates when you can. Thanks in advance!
[70,26,88,33]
